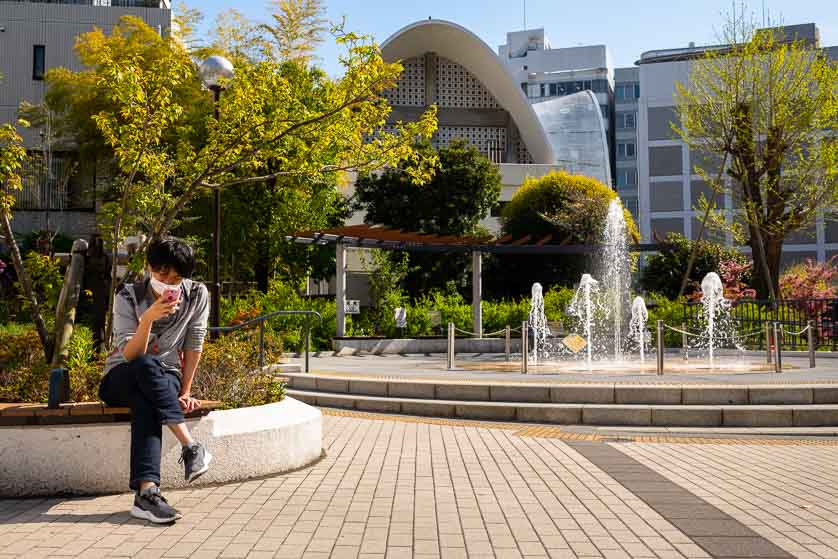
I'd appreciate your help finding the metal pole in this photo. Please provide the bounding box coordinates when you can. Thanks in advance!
[447,322,455,370]
[681,321,688,362]
[521,321,529,374]
[773,321,782,373]
[304,314,311,373]
[808,320,816,369]
[656,320,664,375]
[505,325,511,362]
[765,321,773,364]
[258,320,265,369]
[210,86,222,338]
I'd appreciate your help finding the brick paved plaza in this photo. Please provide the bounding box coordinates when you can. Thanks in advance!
[2,411,838,558]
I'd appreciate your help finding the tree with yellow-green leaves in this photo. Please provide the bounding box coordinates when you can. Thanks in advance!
[14,7,438,349]
[0,75,52,356]
[674,8,838,300]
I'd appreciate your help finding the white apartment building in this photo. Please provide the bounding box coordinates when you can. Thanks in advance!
[636,23,838,267]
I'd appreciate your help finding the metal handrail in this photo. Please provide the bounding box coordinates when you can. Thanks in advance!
[208,310,323,373]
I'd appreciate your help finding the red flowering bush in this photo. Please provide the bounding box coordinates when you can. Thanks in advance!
[719,259,756,301]
[780,258,838,300]
[780,257,838,323]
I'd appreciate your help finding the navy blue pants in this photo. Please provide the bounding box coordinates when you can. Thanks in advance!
[99,355,185,490]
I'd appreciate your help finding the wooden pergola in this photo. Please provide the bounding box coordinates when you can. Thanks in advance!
[287,224,659,338]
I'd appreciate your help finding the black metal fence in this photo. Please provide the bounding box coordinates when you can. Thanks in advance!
[682,298,838,351]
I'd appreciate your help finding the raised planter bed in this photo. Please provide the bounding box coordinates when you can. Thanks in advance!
[0,398,322,497]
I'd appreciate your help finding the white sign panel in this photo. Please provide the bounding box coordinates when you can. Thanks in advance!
[344,300,360,314]
[394,307,407,328]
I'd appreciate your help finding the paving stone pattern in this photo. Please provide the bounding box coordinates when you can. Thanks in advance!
[567,442,792,559]
[619,441,838,559]
[0,414,836,558]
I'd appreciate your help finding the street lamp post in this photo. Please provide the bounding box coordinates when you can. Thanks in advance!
[199,55,234,335]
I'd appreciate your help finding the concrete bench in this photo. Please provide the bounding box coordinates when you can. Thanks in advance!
[0,400,224,426]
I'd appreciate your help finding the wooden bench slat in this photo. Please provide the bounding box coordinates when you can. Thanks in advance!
[65,403,105,416]
[0,400,225,421]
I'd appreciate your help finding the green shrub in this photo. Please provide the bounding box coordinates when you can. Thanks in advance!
[191,332,286,409]
[640,233,749,300]
[0,324,50,402]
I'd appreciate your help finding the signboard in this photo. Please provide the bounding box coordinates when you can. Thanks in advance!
[428,310,442,327]
[344,300,360,315]
[562,334,587,354]
[394,307,407,328]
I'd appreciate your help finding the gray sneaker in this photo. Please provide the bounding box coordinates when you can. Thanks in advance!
[180,442,212,482]
[131,486,182,524]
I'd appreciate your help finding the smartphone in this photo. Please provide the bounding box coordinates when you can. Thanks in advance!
[163,288,180,304]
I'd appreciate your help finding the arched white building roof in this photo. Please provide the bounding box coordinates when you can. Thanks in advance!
[381,19,556,165]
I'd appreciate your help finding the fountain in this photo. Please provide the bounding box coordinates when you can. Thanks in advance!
[600,199,631,361]
[699,272,727,368]
[628,296,649,363]
[528,283,549,365]
[568,274,600,368]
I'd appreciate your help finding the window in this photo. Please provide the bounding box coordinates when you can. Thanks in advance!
[616,83,639,100]
[618,142,636,159]
[616,112,636,129]
[521,83,528,94]
[601,105,609,119]
[540,83,546,98]
[556,83,566,96]
[549,83,558,96]
[617,169,637,187]
[583,80,592,91]
[33,45,45,80]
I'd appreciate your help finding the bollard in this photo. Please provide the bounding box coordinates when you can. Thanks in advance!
[505,325,511,362]
[521,321,529,374]
[447,322,455,370]
[656,320,664,375]
[304,315,311,374]
[773,322,782,373]
[681,322,688,362]
[808,320,816,369]
[765,321,773,364]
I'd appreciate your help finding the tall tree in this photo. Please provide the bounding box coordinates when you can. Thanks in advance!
[675,8,838,299]
[261,0,327,63]
[0,91,52,357]
[40,16,438,343]
[353,140,501,294]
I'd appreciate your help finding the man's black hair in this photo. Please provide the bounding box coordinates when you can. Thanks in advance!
[147,238,195,279]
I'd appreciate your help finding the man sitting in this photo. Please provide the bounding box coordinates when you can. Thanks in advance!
[100,238,212,523]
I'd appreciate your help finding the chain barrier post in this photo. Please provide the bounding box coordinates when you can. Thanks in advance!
[656,320,664,375]
[258,320,265,369]
[304,314,311,373]
[808,320,816,369]
[681,322,688,361]
[521,321,528,374]
[773,322,782,373]
[505,325,511,362]
[447,322,455,370]
[765,321,773,365]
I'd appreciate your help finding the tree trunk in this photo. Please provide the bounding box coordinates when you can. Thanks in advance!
[1,210,52,361]
[255,248,270,293]
[750,230,783,299]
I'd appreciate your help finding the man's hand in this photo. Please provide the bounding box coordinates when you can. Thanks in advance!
[142,297,178,323]
[178,394,201,413]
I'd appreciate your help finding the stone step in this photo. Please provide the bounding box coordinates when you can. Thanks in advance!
[283,373,838,406]
[286,388,838,427]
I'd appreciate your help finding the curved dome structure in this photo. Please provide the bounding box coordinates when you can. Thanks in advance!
[531,91,612,185]
[381,19,555,165]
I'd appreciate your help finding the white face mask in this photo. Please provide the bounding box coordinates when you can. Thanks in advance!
[149,276,182,298]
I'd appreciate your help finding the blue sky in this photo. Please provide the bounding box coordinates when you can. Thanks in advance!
[193,0,838,76]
